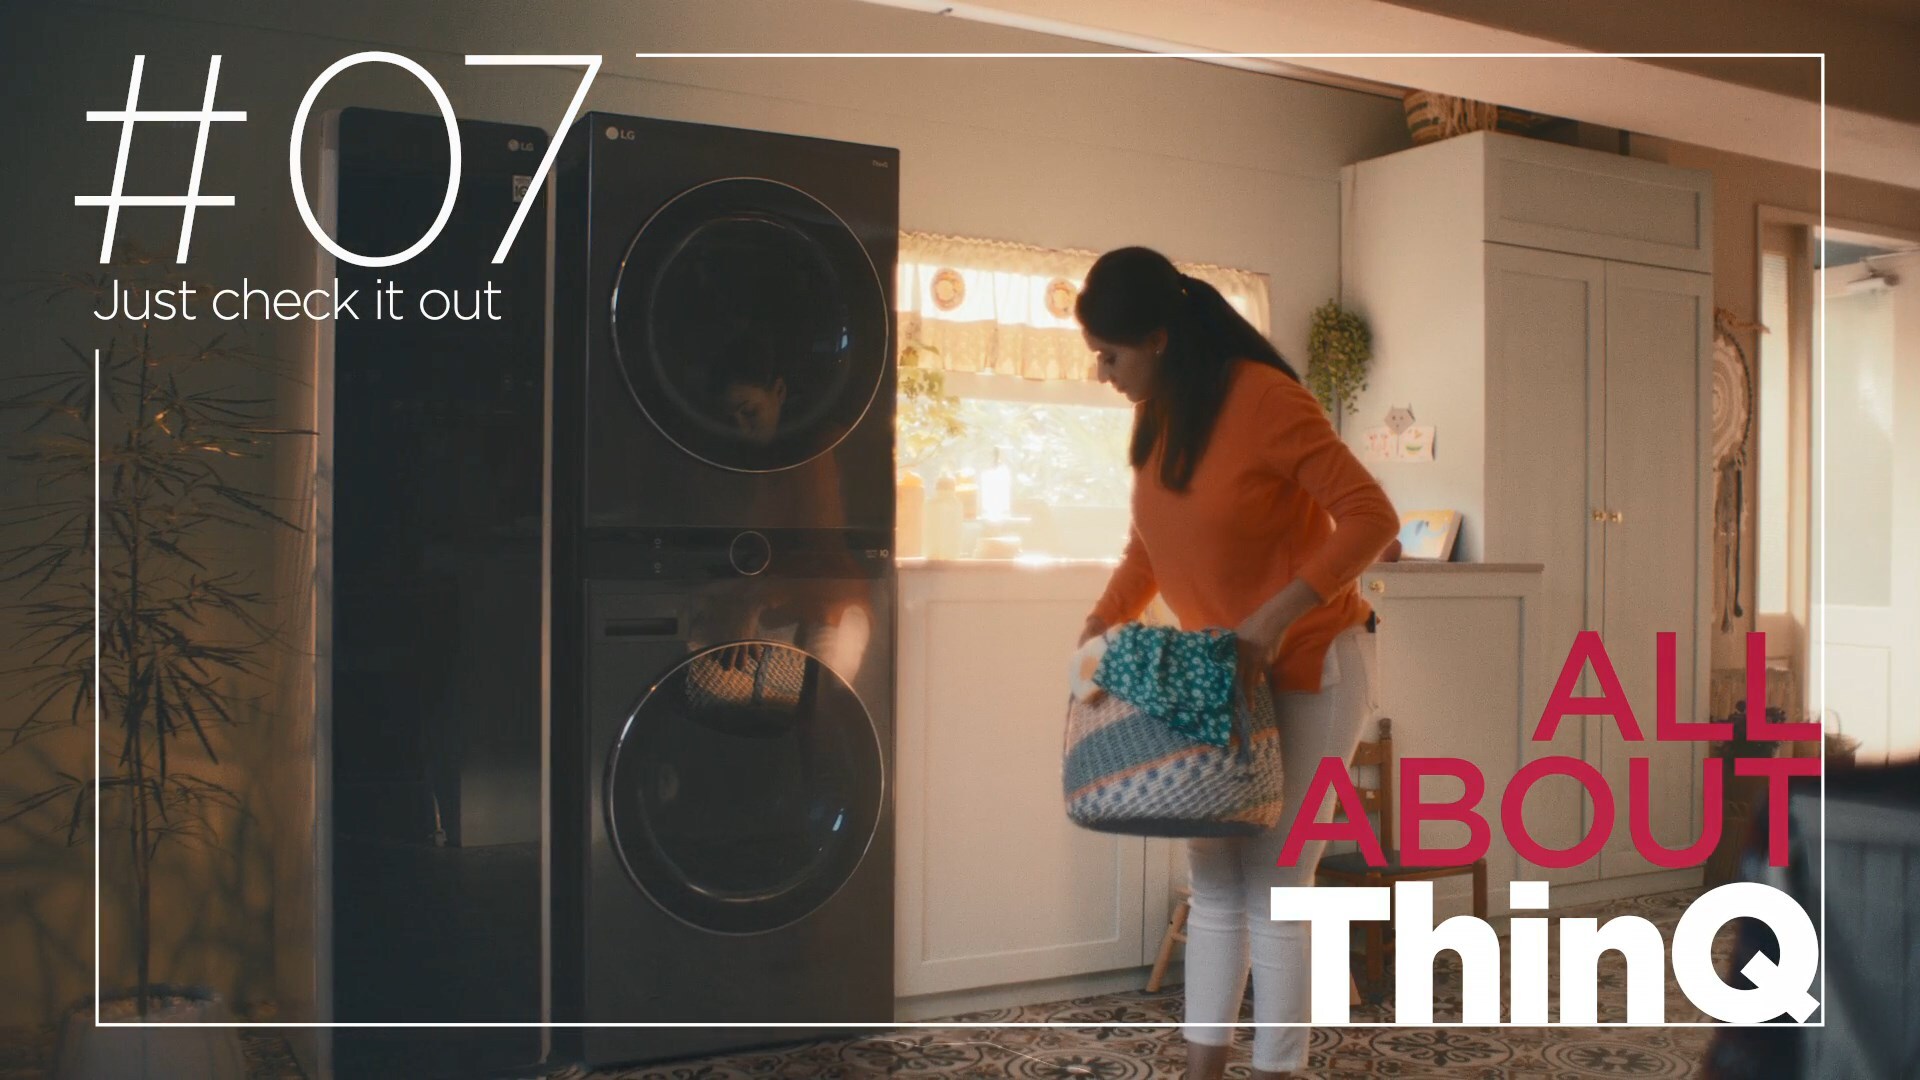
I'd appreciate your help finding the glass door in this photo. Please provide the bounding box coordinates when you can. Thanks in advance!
[610,178,889,474]
[603,641,884,934]
[1818,250,1920,763]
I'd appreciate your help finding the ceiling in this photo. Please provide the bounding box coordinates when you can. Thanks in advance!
[1373,0,1920,125]
[1819,0,1920,29]
[852,0,1920,189]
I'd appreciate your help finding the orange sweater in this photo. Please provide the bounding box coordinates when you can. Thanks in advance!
[1090,361,1400,694]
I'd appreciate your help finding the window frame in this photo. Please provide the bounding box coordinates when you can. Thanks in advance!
[937,369,1133,411]
[1755,215,1814,662]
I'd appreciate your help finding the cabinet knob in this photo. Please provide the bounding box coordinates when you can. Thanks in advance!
[1610,510,1625,523]
[1591,509,1607,522]
[1367,579,1386,595]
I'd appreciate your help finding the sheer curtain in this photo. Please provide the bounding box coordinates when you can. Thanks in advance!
[896,232,1272,381]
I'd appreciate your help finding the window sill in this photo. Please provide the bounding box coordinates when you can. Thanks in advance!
[896,555,1120,572]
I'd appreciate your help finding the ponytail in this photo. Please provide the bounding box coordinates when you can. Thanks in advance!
[1076,248,1298,492]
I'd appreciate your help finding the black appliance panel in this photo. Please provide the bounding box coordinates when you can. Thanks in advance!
[328,106,547,1078]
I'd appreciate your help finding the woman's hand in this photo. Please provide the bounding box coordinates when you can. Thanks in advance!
[1078,615,1110,648]
[1232,578,1321,705]
[1232,610,1286,707]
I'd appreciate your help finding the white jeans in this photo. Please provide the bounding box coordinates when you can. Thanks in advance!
[1182,626,1376,1073]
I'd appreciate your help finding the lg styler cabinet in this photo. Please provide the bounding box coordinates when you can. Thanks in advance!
[1342,131,1714,894]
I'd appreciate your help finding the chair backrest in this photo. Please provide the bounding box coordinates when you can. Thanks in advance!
[1335,716,1395,854]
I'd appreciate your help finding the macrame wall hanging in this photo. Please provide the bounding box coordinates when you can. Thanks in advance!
[1711,307,1763,631]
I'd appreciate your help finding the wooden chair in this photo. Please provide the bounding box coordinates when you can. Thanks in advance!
[1147,886,1189,994]
[1314,717,1488,1000]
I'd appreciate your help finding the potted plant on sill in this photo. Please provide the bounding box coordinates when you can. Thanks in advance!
[2,250,311,1078]
[895,340,966,559]
[896,339,965,473]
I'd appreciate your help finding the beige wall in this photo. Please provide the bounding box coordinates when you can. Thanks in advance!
[0,0,1407,1028]
[1632,135,1920,672]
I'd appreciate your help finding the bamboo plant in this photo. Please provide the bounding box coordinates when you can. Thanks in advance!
[2,250,312,1018]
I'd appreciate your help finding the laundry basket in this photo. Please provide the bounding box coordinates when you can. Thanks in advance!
[685,644,808,712]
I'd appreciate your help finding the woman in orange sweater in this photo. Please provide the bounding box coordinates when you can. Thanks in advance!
[1076,248,1399,1080]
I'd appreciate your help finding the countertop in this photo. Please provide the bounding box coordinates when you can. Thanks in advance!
[895,555,1119,571]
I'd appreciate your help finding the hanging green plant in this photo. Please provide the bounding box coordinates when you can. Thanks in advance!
[1306,299,1372,418]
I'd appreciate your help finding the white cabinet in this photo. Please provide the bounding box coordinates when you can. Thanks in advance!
[1358,564,1546,914]
[1343,132,1712,889]
[893,563,1175,1008]
[1479,137,1712,274]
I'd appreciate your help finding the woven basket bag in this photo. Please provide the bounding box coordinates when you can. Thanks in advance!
[1062,676,1284,839]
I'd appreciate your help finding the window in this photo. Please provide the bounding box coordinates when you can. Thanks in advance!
[1754,219,1816,664]
[894,232,1270,560]
[900,372,1136,560]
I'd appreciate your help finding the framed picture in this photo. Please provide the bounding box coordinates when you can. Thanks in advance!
[1397,509,1462,562]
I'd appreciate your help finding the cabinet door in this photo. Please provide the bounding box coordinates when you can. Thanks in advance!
[1597,262,1713,879]
[1482,133,1713,274]
[1365,567,1548,915]
[895,572,1147,997]
[1483,244,1608,884]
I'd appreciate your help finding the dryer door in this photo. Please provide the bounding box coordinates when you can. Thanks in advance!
[610,178,889,474]
[604,641,884,934]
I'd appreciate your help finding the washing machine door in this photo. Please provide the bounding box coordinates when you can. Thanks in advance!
[610,178,889,474]
[604,641,884,934]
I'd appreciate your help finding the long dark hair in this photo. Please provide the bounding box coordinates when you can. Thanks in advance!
[1075,246,1301,492]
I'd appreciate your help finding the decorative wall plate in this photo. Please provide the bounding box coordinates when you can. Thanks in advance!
[931,267,965,312]
[1044,277,1078,320]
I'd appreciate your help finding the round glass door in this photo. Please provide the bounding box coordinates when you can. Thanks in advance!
[610,178,888,473]
[604,642,884,934]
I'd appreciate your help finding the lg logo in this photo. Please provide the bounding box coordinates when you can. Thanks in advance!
[604,125,636,141]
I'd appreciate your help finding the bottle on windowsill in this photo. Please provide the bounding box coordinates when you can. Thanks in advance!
[896,470,925,559]
[927,474,964,561]
[953,468,980,521]
[980,447,1012,522]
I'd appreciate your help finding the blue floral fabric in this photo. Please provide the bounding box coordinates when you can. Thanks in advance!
[1091,624,1238,747]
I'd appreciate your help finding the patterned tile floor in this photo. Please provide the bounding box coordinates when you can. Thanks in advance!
[2,888,1730,1079]
[548,888,1726,1080]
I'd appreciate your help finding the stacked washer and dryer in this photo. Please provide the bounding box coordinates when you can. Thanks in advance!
[546,114,900,1066]
[327,109,899,1075]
